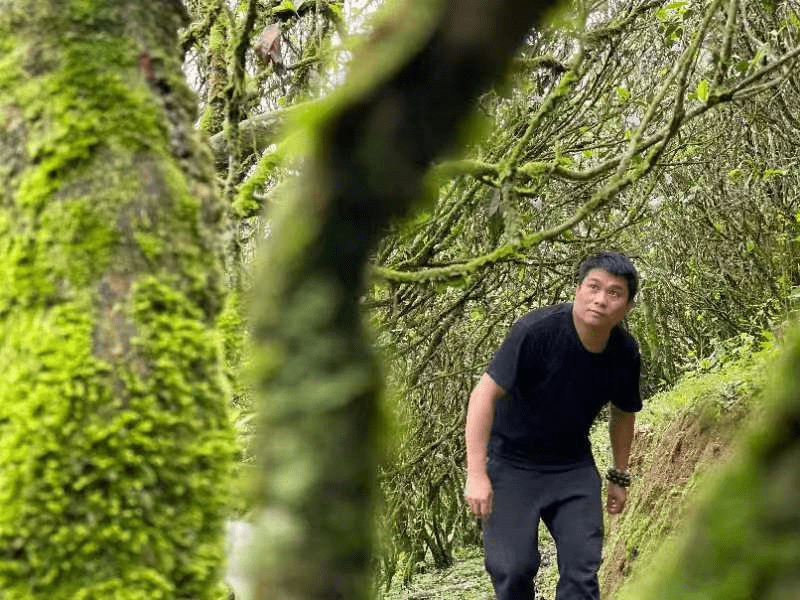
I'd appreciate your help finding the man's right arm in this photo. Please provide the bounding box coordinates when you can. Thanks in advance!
[464,373,505,518]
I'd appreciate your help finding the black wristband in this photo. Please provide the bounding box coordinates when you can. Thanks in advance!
[606,467,631,487]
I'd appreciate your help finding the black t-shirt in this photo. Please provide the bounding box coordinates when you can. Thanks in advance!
[486,303,642,469]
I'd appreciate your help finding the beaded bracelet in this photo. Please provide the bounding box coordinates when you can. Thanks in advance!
[605,467,632,487]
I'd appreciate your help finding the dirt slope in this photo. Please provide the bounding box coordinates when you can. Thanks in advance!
[600,345,775,598]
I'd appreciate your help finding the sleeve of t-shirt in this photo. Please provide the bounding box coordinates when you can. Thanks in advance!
[486,320,536,392]
[611,345,642,413]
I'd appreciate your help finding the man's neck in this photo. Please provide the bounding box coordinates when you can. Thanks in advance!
[572,310,612,353]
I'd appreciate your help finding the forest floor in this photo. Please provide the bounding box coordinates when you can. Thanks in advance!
[380,546,492,600]
[380,338,778,600]
[380,517,566,600]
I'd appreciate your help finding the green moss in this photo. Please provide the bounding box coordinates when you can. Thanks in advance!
[198,22,229,136]
[0,155,200,313]
[0,20,189,303]
[0,286,235,599]
[233,146,285,218]
[0,3,234,599]
[0,305,157,596]
[6,38,163,192]
[217,289,248,401]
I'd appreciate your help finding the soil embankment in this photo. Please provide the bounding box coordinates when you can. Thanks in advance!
[600,346,774,598]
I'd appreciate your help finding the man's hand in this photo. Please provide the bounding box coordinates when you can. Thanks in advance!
[606,482,627,514]
[464,374,504,518]
[464,470,493,518]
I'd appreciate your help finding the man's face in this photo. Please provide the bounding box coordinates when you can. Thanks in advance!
[574,268,632,329]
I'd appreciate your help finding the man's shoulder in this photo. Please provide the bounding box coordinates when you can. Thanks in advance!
[610,325,641,358]
[515,303,571,333]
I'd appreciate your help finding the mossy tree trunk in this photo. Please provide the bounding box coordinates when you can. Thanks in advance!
[247,1,564,598]
[0,2,235,598]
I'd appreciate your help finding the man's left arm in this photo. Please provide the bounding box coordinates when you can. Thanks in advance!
[607,404,635,514]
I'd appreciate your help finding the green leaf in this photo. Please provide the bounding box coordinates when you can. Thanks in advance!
[325,2,344,21]
[557,155,575,166]
[763,168,787,180]
[412,211,431,225]
[272,0,297,15]
[615,86,631,101]
[696,79,709,102]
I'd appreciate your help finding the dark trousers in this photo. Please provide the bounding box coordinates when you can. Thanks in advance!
[482,458,603,600]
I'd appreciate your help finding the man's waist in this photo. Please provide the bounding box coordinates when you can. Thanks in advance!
[488,436,593,471]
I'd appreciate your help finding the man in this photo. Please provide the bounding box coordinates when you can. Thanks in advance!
[464,252,641,600]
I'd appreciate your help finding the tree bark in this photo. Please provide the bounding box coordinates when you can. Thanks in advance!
[0,2,234,598]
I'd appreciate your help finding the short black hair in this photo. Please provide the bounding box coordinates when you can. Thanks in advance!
[578,252,639,302]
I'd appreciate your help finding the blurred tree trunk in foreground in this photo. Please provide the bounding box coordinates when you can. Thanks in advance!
[0,2,235,598]
[247,0,564,598]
